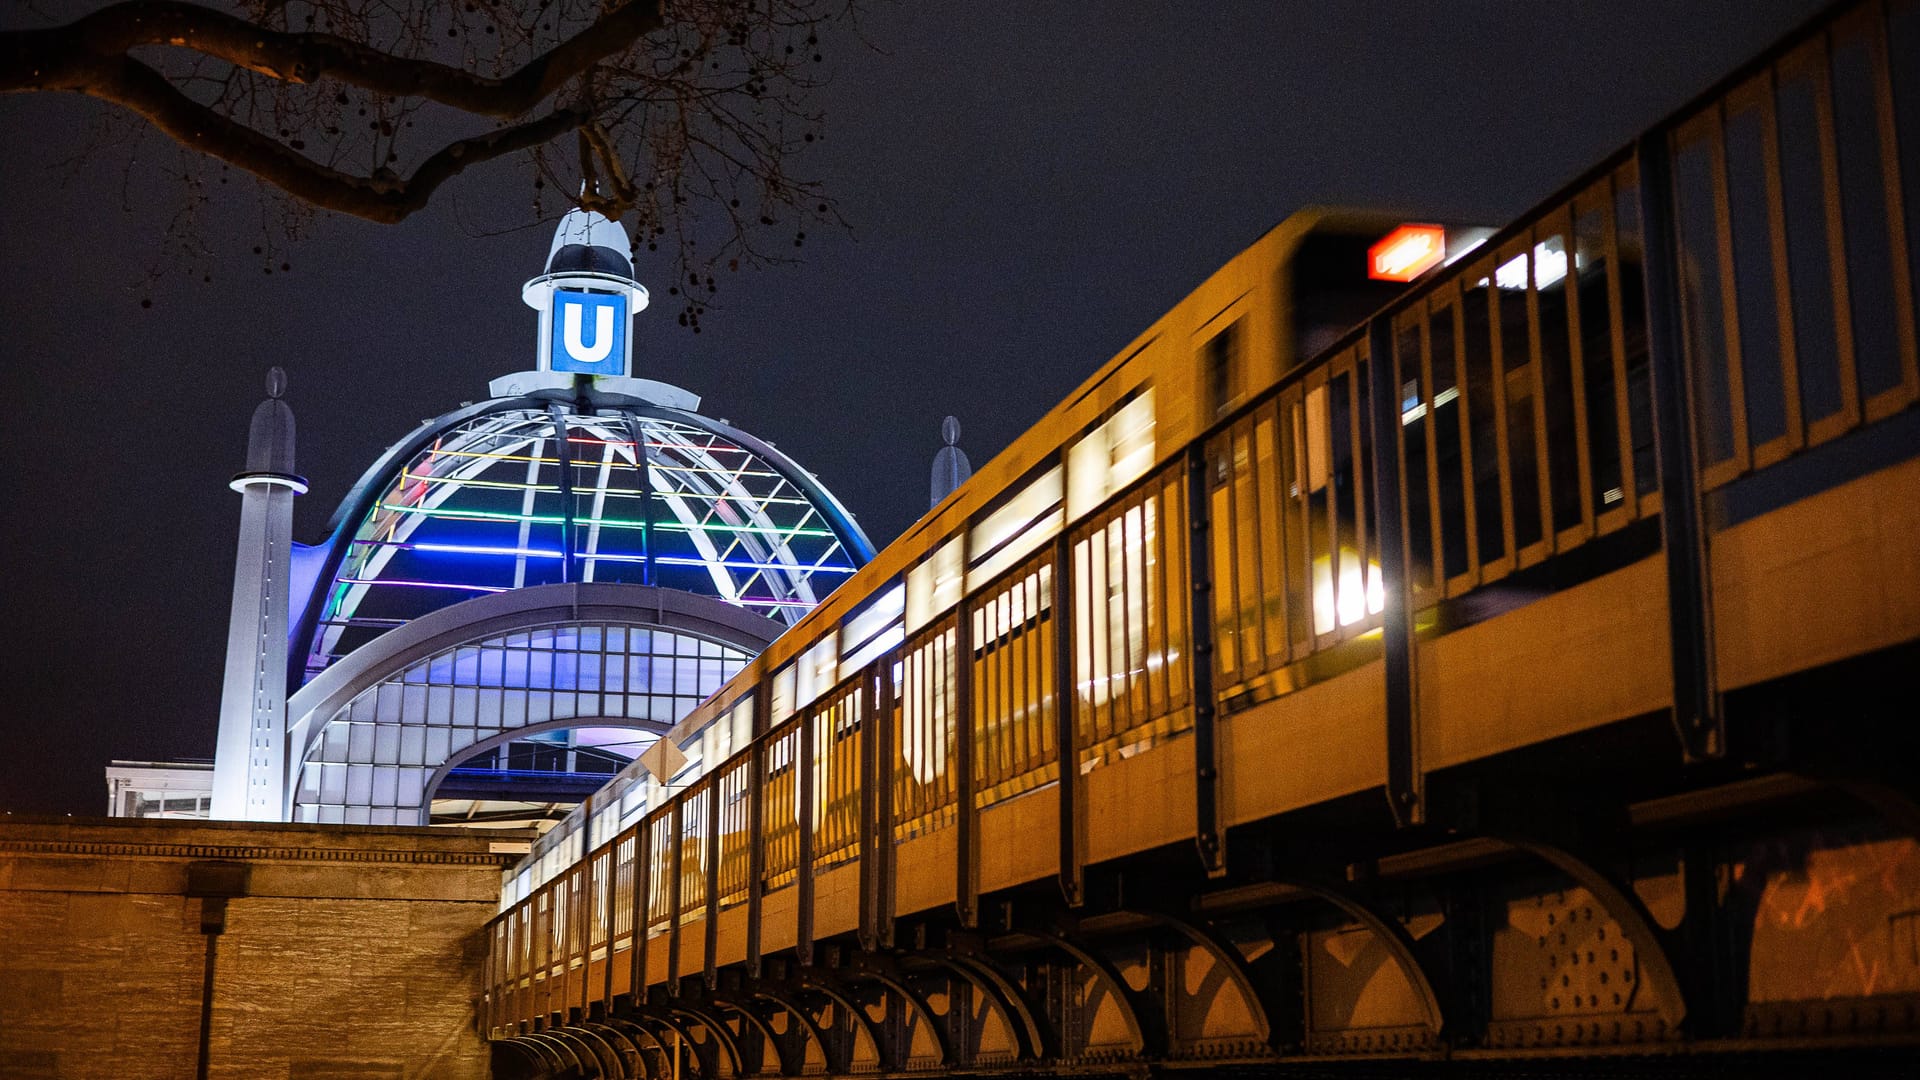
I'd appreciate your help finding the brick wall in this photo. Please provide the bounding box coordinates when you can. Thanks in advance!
[0,817,526,1080]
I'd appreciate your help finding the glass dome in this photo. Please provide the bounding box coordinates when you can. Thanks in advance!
[297,400,873,683]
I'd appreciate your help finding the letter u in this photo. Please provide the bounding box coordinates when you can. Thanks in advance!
[562,303,616,365]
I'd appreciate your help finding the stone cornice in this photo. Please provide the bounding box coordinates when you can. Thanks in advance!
[0,837,518,868]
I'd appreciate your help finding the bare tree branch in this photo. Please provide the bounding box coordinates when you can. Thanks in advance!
[1,0,859,324]
[1,0,664,119]
[75,52,582,222]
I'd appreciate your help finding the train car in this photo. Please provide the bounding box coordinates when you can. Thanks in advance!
[501,206,1500,886]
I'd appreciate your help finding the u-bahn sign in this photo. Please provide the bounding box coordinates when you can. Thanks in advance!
[550,289,629,376]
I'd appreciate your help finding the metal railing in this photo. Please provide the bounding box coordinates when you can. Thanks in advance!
[482,0,1919,1036]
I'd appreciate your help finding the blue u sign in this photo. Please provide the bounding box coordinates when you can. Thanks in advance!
[550,290,628,375]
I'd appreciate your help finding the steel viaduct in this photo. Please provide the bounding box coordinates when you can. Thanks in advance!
[480,2,1920,1075]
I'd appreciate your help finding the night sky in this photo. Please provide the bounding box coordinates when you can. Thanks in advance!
[0,1,1823,815]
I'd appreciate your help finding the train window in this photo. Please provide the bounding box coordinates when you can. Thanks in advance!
[1830,29,1902,403]
[968,465,1064,590]
[905,534,964,632]
[696,694,755,791]
[1203,322,1242,418]
[794,633,839,709]
[770,662,797,723]
[1066,388,1156,519]
[840,583,905,678]
[1673,125,1739,467]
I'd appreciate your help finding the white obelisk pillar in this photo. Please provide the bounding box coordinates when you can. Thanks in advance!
[211,367,307,820]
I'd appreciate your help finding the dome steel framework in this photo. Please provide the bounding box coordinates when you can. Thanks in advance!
[294,398,874,686]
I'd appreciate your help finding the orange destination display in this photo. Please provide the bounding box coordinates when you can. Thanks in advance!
[1367,223,1446,282]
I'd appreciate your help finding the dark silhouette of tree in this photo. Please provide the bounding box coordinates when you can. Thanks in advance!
[3,0,851,318]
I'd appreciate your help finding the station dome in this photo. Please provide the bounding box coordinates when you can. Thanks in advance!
[204,204,875,828]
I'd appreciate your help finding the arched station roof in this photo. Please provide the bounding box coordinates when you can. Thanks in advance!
[290,392,875,686]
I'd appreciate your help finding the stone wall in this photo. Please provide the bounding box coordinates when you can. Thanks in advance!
[0,817,527,1080]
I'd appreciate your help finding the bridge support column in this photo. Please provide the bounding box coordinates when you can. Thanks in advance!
[1187,445,1228,870]
[1636,130,1724,762]
[1054,534,1086,905]
[746,687,769,978]
[954,601,979,928]
[1367,315,1425,826]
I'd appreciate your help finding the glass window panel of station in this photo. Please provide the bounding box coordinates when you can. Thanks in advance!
[295,621,748,824]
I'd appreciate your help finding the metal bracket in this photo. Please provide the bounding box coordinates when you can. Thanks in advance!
[794,971,888,1071]
[1121,907,1275,1048]
[838,954,954,1068]
[1034,926,1160,1057]
[929,949,1049,1060]
[704,996,787,1076]
[1498,835,1690,1032]
[1282,877,1445,1038]
[603,1017,673,1079]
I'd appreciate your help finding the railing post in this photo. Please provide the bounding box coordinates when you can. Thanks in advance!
[798,705,817,965]
[541,886,555,1027]
[602,845,616,1013]
[1635,130,1724,762]
[482,920,494,1038]
[1186,447,1227,874]
[667,798,685,995]
[1367,314,1424,827]
[746,690,769,978]
[1055,533,1085,904]
[556,877,571,1022]
[704,779,721,989]
[630,816,651,1007]
[517,908,529,1031]
[513,909,525,1032]
[580,858,595,1018]
[954,603,979,928]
